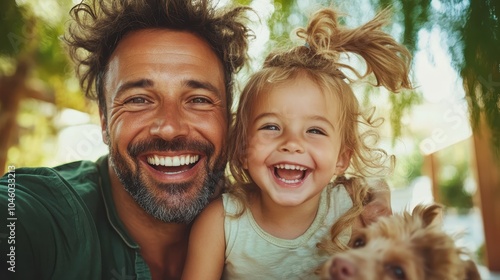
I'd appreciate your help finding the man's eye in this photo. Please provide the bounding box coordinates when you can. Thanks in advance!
[190,97,212,104]
[125,97,149,104]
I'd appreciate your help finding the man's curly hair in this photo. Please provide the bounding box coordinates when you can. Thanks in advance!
[64,0,252,118]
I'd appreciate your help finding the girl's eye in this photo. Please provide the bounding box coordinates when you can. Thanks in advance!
[125,97,149,104]
[307,128,326,135]
[260,124,280,131]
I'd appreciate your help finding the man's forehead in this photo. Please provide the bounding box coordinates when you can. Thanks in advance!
[111,29,221,63]
[103,28,226,97]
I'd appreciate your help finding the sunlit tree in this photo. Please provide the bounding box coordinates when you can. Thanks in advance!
[0,0,96,172]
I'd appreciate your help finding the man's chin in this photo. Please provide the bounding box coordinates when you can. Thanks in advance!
[128,179,211,223]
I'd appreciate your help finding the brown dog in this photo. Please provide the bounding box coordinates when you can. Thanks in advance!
[321,204,481,280]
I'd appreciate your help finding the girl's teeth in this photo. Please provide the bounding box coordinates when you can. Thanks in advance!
[278,178,301,184]
[275,164,307,171]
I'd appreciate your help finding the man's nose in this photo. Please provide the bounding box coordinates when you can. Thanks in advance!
[149,103,189,141]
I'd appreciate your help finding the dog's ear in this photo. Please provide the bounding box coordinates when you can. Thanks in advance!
[463,259,481,280]
[413,203,443,228]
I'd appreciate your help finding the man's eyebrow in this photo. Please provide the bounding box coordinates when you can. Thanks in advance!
[183,79,222,97]
[116,79,154,96]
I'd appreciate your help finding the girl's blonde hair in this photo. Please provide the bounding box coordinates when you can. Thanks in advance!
[227,7,412,251]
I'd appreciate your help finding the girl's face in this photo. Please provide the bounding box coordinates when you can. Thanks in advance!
[244,74,350,207]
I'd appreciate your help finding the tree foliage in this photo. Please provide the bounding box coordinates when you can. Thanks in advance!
[375,0,500,157]
[0,0,93,172]
[458,0,500,157]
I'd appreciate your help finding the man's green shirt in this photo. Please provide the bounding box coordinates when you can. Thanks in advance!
[0,156,152,279]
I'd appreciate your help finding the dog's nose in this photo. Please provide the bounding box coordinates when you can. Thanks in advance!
[330,257,357,279]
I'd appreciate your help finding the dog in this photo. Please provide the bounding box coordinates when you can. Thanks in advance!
[320,203,482,280]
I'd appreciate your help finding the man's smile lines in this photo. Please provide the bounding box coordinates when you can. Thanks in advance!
[147,155,200,166]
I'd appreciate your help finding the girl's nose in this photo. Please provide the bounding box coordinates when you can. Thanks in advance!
[279,132,304,153]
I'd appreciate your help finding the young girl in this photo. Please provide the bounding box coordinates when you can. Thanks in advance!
[182,7,412,280]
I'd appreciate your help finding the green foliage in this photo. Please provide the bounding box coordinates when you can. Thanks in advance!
[264,0,347,50]
[0,0,75,86]
[0,0,30,57]
[476,242,486,265]
[232,0,253,6]
[267,0,299,42]
[8,100,59,168]
[435,0,500,159]
[389,90,422,141]
[437,141,475,212]
[460,0,500,159]
[370,0,433,53]
[439,161,474,213]
[36,23,71,80]
[1,0,74,79]
[389,147,425,188]
[0,0,91,171]
[400,0,432,54]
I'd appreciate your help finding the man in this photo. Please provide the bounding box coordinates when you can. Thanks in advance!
[0,0,391,279]
[1,1,250,279]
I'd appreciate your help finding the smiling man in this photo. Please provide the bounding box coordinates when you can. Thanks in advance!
[104,30,228,224]
[0,1,251,279]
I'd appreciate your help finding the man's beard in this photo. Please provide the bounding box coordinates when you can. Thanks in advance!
[109,137,226,224]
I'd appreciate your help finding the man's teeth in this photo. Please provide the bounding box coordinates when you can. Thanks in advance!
[274,164,307,171]
[147,155,199,166]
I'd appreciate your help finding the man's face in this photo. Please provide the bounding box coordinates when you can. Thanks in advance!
[102,29,228,223]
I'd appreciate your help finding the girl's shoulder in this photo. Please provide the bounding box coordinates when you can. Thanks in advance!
[327,180,349,195]
[326,181,353,205]
[195,197,225,223]
[222,192,248,217]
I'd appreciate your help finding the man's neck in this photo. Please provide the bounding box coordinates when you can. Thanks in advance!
[108,166,190,280]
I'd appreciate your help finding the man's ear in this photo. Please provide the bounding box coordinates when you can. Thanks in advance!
[335,149,352,174]
[99,109,109,145]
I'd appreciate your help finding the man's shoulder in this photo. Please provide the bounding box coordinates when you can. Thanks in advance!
[0,158,107,236]
[0,158,105,206]
[5,158,100,176]
[0,159,108,280]
[52,158,102,185]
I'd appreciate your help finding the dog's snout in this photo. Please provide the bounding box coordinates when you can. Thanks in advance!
[330,257,357,279]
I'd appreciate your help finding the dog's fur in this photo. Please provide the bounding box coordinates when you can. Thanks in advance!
[321,204,481,280]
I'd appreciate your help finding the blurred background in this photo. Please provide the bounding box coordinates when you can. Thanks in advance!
[1,0,499,277]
